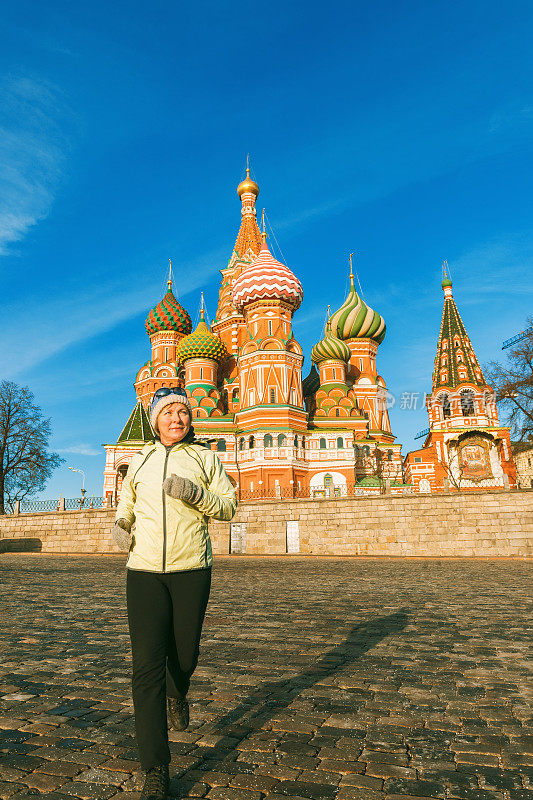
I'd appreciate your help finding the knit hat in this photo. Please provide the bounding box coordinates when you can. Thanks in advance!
[150,388,192,434]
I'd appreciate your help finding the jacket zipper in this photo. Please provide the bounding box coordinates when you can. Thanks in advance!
[162,448,171,572]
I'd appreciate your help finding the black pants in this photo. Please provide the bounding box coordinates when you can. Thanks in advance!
[126,567,211,770]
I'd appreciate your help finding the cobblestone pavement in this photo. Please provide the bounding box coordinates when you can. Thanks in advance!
[0,556,532,800]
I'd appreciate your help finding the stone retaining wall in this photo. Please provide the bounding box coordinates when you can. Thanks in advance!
[0,490,532,557]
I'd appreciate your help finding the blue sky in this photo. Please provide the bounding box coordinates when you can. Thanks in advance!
[1,0,532,499]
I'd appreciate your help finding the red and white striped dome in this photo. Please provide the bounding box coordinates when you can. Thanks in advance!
[231,241,303,312]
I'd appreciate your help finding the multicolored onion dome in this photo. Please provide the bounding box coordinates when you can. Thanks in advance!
[232,241,303,312]
[311,321,352,364]
[145,283,192,336]
[302,364,320,396]
[329,275,386,344]
[175,313,228,364]
[237,167,260,198]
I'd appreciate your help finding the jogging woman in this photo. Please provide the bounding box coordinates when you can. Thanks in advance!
[112,387,237,800]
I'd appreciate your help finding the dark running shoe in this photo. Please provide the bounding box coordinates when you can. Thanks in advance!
[140,764,169,800]
[167,695,189,730]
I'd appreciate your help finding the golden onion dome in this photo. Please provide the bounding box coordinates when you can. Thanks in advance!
[237,167,260,198]
[175,311,228,365]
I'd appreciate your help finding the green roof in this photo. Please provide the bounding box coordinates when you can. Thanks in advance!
[117,401,155,444]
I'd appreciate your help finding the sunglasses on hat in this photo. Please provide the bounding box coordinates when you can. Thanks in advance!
[151,386,188,408]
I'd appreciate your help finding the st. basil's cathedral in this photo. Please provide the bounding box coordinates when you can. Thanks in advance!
[103,169,516,500]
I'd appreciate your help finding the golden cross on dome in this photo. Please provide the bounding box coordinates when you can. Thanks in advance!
[167,259,173,290]
[261,208,267,241]
[442,259,449,278]
[349,252,354,279]
[200,291,206,319]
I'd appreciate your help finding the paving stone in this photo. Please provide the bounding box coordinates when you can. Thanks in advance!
[383,778,445,797]
[336,789,385,800]
[0,781,27,799]
[22,772,67,792]
[208,789,264,800]
[59,781,118,798]
[275,780,337,798]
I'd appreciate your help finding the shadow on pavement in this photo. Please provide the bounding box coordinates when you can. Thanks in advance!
[211,608,409,735]
[171,609,409,793]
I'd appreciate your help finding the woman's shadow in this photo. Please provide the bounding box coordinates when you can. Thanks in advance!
[173,608,409,783]
[211,608,409,735]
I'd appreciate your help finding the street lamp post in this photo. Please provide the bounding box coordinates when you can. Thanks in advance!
[69,467,86,508]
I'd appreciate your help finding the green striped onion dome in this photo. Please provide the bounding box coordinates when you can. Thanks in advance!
[311,322,351,364]
[302,364,320,396]
[176,315,228,364]
[145,286,192,336]
[330,276,386,344]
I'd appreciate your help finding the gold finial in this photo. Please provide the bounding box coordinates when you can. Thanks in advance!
[200,291,205,319]
[261,208,267,241]
[237,157,260,198]
[167,259,173,291]
[349,252,354,281]
[443,259,448,278]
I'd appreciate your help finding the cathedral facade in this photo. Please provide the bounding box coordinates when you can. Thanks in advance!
[103,170,406,501]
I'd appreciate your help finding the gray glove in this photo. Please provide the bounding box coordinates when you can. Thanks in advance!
[113,518,133,551]
[163,474,204,506]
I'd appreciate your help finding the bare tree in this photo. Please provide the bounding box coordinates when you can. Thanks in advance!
[0,381,64,514]
[485,319,533,442]
[440,443,466,491]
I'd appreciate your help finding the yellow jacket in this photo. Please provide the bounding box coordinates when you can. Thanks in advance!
[116,439,237,572]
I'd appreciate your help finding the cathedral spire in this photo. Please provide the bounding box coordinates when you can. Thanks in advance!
[432,265,485,391]
[234,161,262,258]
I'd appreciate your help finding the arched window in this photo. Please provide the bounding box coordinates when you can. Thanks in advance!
[441,393,451,419]
[239,437,245,451]
[337,437,344,449]
[294,435,298,447]
[461,390,475,417]
[363,445,370,457]
[217,439,226,452]
[324,474,333,487]
[301,436,306,449]
[232,388,239,403]
[319,437,326,449]
[277,434,286,447]
[335,408,340,417]
[387,449,393,461]
[248,435,255,449]
[264,434,273,448]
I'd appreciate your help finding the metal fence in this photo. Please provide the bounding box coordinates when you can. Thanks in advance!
[64,496,106,510]
[19,498,61,513]
[237,482,412,502]
[15,496,112,514]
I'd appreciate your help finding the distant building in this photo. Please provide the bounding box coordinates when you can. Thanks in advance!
[103,169,407,501]
[404,271,516,492]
